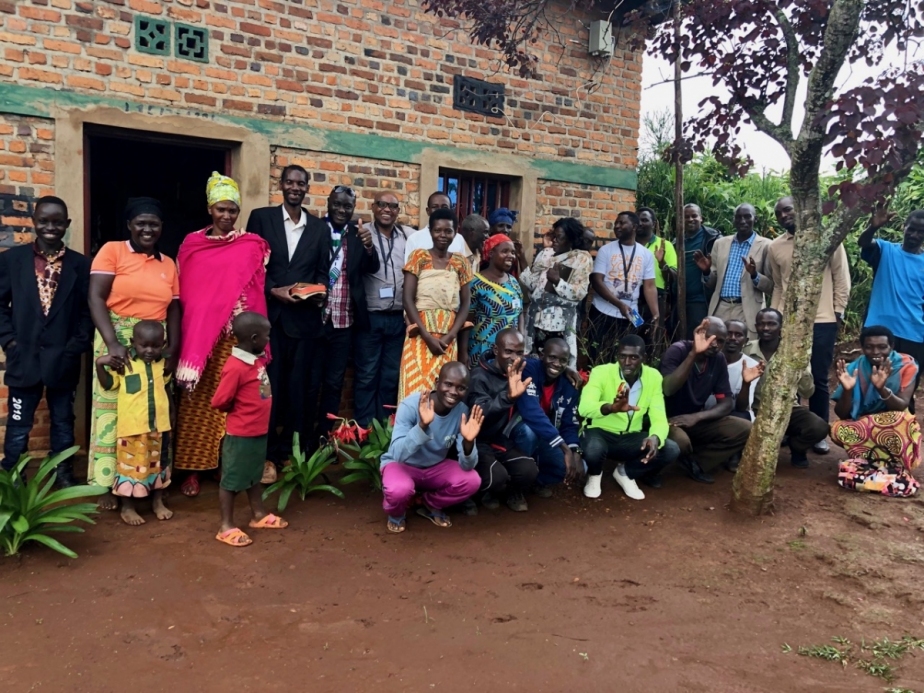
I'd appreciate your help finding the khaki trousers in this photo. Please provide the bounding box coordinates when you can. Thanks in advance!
[712,299,755,340]
[668,415,752,472]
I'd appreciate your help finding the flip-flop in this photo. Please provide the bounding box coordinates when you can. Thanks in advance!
[248,513,289,529]
[416,506,451,528]
[180,474,200,497]
[215,528,252,547]
[386,517,406,533]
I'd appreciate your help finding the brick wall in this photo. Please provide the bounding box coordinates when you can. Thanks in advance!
[0,0,641,167]
[0,113,57,455]
[535,180,635,245]
[271,147,421,225]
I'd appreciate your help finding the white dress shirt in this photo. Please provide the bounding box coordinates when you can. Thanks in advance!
[283,206,308,261]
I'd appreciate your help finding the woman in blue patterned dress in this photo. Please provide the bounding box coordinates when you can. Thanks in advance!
[468,233,524,366]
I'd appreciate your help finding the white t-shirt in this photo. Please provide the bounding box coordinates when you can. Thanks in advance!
[283,207,307,261]
[591,241,656,317]
[705,354,758,420]
[404,226,466,262]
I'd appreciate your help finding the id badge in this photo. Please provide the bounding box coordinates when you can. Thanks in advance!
[628,308,645,328]
[379,286,395,299]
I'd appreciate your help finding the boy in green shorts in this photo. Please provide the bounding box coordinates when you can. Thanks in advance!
[211,311,286,547]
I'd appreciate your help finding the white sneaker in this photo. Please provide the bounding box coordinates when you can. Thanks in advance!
[583,473,603,499]
[613,464,645,500]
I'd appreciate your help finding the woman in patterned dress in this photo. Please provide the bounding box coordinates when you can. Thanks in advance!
[87,197,181,512]
[831,325,921,497]
[520,217,593,366]
[398,208,473,401]
[468,234,524,366]
[172,172,271,497]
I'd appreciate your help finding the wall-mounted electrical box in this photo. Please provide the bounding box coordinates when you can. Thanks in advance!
[589,20,614,58]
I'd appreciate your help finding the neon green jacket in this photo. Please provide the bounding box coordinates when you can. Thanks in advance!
[577,363,670,446]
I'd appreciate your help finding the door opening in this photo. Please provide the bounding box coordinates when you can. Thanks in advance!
[85,126,233,260]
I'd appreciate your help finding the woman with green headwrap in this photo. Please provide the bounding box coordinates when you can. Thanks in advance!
[173,172,271,497]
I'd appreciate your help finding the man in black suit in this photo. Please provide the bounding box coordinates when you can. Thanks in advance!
[245,165,330,475]
[305,185,379,445]
[0,196,93,487]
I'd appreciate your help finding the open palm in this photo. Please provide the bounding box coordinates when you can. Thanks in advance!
[460,404,484,442]
[836,359,857,390]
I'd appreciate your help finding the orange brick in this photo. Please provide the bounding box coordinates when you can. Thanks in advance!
[18,67,62,83]
[66,74,106,91]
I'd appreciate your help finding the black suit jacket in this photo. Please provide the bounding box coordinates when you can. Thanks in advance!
[0,244,93,389]
[336,222,380,331]
[246,205,329,339]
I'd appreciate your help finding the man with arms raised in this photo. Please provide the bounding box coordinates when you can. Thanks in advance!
[380,362,484,534]
[580,334,680,500]
[660,317,752,484]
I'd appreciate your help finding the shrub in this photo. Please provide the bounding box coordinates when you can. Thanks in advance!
[262,434,344,511]
[0,447,107,559]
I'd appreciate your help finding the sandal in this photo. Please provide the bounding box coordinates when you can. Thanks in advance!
[386,516,406,534]
[416,506,452,528]
[248,513,289,530]
[180,474,200,497]
[215,528,252,547]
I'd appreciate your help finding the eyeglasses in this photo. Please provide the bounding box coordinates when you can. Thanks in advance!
[374,201,400,211]
[332,185,356,199]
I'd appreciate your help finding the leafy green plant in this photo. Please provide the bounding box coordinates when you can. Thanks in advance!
[337,417,391,491]
[262,434,344,511]
[0,447,107,559]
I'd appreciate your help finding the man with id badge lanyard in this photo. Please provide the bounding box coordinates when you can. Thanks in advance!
[305,185,379,446]
[587,211,659,363]
[355,192,416,426]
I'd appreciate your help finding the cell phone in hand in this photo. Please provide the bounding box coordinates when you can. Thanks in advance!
[558,264,573,281]
[628,308,645,328]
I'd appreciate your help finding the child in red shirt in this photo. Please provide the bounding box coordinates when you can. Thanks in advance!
[210,311,287,547]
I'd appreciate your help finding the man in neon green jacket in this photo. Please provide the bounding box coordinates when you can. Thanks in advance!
[578,334,680,500]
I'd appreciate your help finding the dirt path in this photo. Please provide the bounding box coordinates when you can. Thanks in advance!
[3,447,924,693]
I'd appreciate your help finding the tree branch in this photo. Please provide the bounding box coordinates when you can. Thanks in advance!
[774,7,800,138]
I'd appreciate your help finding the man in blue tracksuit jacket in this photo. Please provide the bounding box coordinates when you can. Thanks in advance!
[508,337,581,494]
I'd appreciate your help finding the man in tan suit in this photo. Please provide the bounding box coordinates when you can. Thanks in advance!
[693,204,773,339]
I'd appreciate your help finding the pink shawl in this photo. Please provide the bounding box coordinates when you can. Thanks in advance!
[176,227,270,387]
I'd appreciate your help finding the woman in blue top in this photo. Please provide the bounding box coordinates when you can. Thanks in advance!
[468,233,524,366]
[831,325,920,497]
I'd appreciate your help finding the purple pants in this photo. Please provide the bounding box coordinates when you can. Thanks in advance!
[382,459,481,517]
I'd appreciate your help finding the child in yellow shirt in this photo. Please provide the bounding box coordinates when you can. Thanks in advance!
[95,320,173,526]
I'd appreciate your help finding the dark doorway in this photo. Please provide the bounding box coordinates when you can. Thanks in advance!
[85,126,232,260]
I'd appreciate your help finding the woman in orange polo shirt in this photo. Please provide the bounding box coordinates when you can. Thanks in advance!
[88,197,181,512]
[172,173,271,497]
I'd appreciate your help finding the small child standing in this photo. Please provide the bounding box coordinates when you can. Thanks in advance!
[95,320,173,526]
[210,311,287,547]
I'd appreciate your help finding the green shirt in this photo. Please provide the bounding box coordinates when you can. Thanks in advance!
[577,363,669,445]
[644,235,677,290]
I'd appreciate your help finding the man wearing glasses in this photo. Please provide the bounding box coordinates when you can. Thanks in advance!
[355,192,417,426]
[305,185,379,447]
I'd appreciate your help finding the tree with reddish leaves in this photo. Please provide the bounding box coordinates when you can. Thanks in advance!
[423,0,924,514]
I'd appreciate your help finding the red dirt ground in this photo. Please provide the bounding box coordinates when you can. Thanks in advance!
[3,441,924,693]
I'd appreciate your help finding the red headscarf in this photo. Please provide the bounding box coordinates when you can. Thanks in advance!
[483,233,513,259]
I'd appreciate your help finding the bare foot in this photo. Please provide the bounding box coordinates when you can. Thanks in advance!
[152,492,173,521]
[120,498,145,526]
[98,490,119,511]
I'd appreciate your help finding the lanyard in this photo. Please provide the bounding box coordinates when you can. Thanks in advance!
[375,225,396,281]
[327,221,345,264]
[618,243,637,292]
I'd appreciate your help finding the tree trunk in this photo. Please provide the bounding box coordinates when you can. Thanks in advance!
[672,0,686,337]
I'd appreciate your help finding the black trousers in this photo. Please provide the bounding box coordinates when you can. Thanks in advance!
[306,320,352,445]
[474,442,538,496]
[809,322,839,422]
[2,384,76,471]
[894,336,924,415]
[586,305,634,365]
[581,429,680,479]
[266,326,314,464]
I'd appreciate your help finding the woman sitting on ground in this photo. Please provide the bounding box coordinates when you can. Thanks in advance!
[831,325,920,497]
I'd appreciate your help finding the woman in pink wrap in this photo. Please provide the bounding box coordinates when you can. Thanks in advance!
[174,172,270,497]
